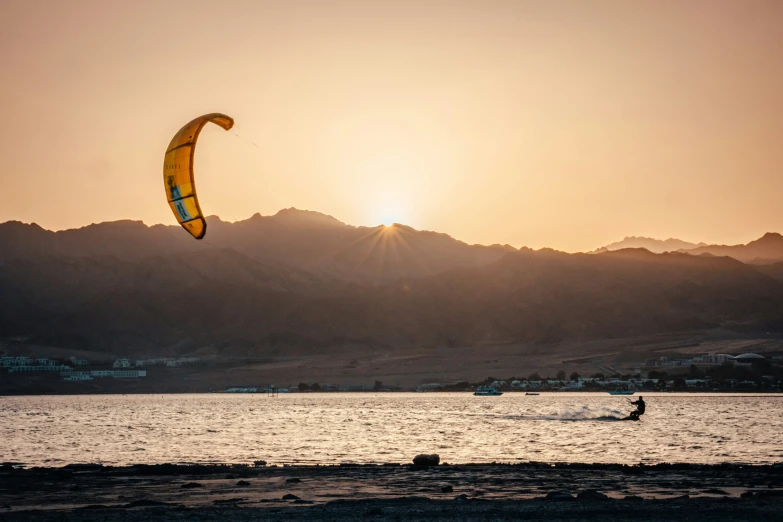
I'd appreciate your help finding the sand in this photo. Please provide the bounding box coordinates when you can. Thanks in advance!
[1,462,782,520]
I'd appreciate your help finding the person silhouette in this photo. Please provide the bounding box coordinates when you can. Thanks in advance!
[629,396,646,419]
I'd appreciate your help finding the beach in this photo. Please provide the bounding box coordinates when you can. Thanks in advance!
[2,462,782,520]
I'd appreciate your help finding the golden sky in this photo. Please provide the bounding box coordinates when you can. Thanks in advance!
[1,0,782,252]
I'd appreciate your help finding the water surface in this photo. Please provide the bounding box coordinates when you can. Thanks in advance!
[2,393,781,466]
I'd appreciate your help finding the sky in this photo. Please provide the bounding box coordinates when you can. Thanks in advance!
[1,0,782,252]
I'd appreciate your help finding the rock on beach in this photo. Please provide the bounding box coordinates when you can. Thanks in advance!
[412,454,440,466]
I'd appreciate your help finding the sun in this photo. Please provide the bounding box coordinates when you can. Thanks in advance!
[372,205,406,228]
[373,199,410,228]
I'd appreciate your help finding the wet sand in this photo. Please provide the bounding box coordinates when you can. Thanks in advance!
[1,462,782,520]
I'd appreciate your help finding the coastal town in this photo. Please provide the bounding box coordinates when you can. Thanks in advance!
[0,356,199,382]
[2,349,781,394]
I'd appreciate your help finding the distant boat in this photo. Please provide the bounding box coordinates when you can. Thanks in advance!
[525,392,540,396]
[609,391,635,395]
[474,386,503,396]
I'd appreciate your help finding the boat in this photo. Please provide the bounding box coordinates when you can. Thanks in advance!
[609,391,635,395]
[525,392,540,396]
[474,386,503,396]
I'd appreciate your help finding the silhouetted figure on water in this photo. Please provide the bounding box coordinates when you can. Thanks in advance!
[628,396,646,420]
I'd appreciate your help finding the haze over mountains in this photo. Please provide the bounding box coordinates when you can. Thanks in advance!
[591,236,707,254]
[594,234,783,265]
[2,209,783,357]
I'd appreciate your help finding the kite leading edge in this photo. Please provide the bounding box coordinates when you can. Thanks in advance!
[163,113,234,239]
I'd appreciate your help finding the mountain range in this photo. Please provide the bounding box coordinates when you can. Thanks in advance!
[590,236,707,254]
[2,210,783,356]
[594,233,783,265]
[678,233,783,265]
[0,209,514,282]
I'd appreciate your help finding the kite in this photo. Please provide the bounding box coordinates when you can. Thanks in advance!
[163,113,234,239]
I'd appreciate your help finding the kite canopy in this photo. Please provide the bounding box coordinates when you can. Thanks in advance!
[163,113,234,239]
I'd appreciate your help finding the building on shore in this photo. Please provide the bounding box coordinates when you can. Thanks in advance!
[1,356,34,367]
[645,353,764,368]
[732,353,766,364]
[61,369,146,379]
[136,357,200,367]
[9,364,72,373]
[63,372,93,381]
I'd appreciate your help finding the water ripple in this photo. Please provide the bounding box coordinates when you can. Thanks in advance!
[1,392,781,466]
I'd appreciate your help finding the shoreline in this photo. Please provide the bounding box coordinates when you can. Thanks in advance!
[3,390,783,396]
[2,461,782,520]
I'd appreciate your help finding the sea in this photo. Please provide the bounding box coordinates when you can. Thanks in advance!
[2,393,782,467]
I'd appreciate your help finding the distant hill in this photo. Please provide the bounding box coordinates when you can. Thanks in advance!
[592,233,783,265]
[0,209,514,282]
[752,261,783,283]
[679,233,783,265]
[2,215,783,355]
[591,236,706,254]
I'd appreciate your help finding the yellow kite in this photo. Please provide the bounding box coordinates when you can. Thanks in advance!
[163,113,234,239]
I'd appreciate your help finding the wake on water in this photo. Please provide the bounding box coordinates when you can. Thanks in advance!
[505,406,627,422]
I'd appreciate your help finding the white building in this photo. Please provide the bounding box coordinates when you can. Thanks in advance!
[89,369,146,378]
[733,353,765,365]
[647,353,738,367]
[113,358,132,368]
[9,365,72,373]
[645,356,685,367]
[0,356,33,367]
[63,372,93,381]
[690,354,734,366]
[135,358,176,367]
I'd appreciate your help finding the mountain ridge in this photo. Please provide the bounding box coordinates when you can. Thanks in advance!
[2,218,783,355]
[591,236,707,254]
[0,209,515,281]
[678,232,783,264]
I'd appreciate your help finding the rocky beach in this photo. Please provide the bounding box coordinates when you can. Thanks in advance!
[2,461,782,520]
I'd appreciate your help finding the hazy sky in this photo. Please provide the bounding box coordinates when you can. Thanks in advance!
[1,0,782,252]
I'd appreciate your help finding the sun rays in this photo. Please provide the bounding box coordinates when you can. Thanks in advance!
[341,222,427,278]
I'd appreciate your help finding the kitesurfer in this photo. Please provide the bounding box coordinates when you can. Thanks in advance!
[628,396,646,420]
